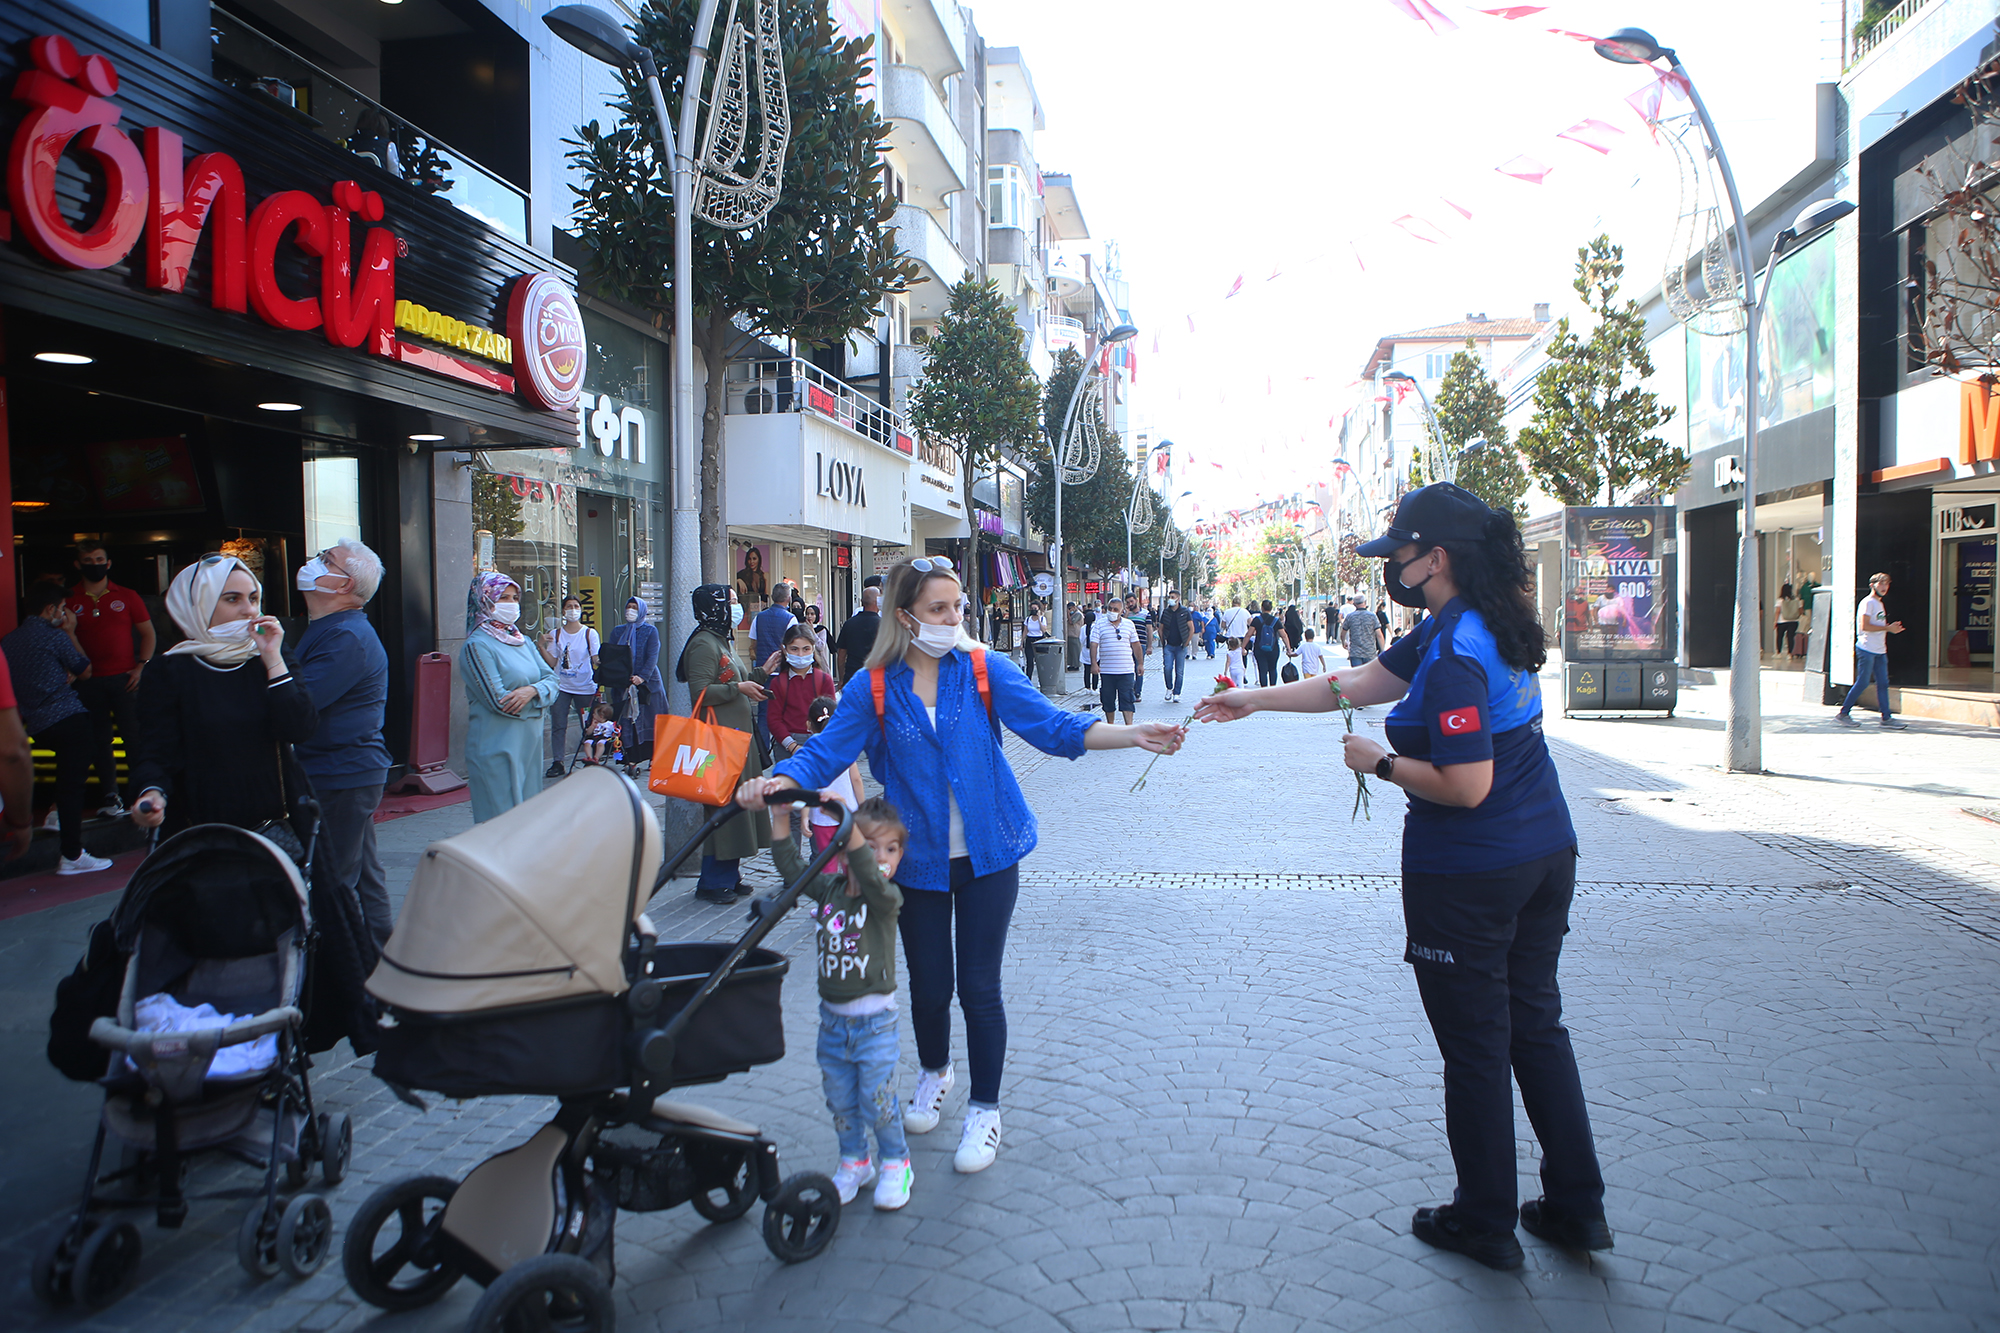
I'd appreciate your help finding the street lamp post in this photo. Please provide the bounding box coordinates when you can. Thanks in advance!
[1596,28,1855,774]
[544,3,723,723]
[1049,324,1137,671]
[1127,438,1169,592]
[1381,370,1480,485]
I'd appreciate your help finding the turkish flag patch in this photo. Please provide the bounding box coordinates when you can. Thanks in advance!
[1437,706,1482,735]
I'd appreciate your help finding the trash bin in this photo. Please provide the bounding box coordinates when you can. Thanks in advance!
[1035,639,1065,696]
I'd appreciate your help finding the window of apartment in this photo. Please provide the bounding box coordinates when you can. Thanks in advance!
[1424,352,1449,380]
[884,163,906,204]
[989,164,1030,230]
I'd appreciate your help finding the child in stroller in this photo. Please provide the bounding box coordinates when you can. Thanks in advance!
[582,702,621,766]
[33,817,356,1310]
[344,766,851,1330]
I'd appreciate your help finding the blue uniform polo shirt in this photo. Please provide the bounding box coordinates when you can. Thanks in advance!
[1379,599,1574,875]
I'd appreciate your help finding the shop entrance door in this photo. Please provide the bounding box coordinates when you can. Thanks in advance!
[575,492,636,631]
[1939,534,1995,689]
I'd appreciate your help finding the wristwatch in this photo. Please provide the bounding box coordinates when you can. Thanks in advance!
[1375,753,1397,783]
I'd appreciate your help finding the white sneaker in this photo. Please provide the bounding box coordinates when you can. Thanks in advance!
[904,1063,954,1134]
[96,796,125,819]
[830,1156,875,1205]
[873,1157,913,1210]
[58,851,114,876]
[954,1107,1002,1173]
[42,809,60,830]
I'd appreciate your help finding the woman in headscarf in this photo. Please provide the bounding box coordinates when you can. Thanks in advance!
[607,595,666,765]
[460,572,558,822]
[128,554,317,853]
[675,582,770,902]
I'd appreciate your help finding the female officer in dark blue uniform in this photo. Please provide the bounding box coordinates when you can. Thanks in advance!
[1196,482,1609,1271]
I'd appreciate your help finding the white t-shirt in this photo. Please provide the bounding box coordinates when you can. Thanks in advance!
[1091,617,1138,674]
[1856,593,1888,654]
[552,625,599,695]
[1221,606,1250,639]
[1298,640,1326,675]
[1224,646,1245,685]
[921,705,969,857]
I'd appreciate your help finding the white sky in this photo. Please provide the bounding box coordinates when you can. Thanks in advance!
[962,0,1844,523]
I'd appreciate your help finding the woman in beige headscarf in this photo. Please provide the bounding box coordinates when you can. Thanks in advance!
[128,555,317,853]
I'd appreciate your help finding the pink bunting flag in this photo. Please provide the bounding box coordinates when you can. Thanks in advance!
[1151,332,1161,354]
[1626,77,1664,129]
[1544,27,1602,43]
[1350,242,1368,273]
[1557,118,1624,154]
[1225,274,1245,299]
[1386,0,1458,34]
[1474,4,1546,15]
[1442,197,1474,220]
[1392,215,1448,244]
[1496,155,1553,183]
[1186,315,1196,333]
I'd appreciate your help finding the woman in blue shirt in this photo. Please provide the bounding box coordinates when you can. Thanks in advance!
[1196,483,1607,1271]
[737,556,1184,1175]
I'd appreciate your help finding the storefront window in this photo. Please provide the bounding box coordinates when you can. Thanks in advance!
[302,455,362,555]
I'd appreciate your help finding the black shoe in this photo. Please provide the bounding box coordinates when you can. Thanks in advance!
[1519,1198,1614,1251]
[693,887,736,905]
[545,762,566,778]
[1412,1205,1524,1270]
[729,882,756,897]
[1879,718,1907,730]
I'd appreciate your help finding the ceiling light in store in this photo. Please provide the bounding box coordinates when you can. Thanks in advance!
[11,500,51,509]
[34,352,93,365]
[409,433,446,442]
[257,401,303,411]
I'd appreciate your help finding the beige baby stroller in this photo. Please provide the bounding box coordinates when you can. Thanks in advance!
[343,767,848,1330]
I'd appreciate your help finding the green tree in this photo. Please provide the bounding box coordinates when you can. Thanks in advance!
[471,472,525,540]
[1411,339,1530,519]
[567,0,918,579]
[908,277,1042,584]
[1516,235,1682,506]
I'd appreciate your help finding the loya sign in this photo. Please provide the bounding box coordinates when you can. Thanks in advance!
[4,34,581,412]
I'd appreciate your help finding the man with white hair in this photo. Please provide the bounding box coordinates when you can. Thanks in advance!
[292,538,394,946]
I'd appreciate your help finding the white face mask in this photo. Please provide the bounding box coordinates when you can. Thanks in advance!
[1107,608,1122,622]
[563,607,582,623]
[490,602,522,625]
[906,617,958,657]
[625,608,640,623]
[296,556,346,592]
[785,652,815,669]
[210,618,255,639]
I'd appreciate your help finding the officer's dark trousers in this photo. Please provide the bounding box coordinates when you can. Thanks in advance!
[1401,845,1604,1233]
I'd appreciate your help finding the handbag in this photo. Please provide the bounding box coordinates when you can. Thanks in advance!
[649,688,752,805]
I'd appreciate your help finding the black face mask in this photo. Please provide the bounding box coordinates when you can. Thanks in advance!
[80,563,110,581]
[1384,551,1437,609]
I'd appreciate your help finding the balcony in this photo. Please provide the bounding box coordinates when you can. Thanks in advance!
[892,204,968,320]
[882,0,966,79]
[1044,315,1085,355]
[1850,0,1935,64]
[883,65,967,208]
[986,227,1044,299]
[209,6,528,243]
[725,357,916,455]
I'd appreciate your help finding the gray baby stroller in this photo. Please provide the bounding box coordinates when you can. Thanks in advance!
[343,766,847,1330]
[32,820,352,1310]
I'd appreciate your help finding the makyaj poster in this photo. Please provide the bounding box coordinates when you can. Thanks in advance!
[1563,507,1675,661]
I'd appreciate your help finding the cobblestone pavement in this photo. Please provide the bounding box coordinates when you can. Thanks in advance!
[3,661,1996,1332]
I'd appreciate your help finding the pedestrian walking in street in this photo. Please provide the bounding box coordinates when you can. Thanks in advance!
[127,555,319,861]
[3,586,108,873]
[1223,636,1246,688]
[804,603,834,665]
[1343,595,1385,666]
[764,624,838,762]
[64,542,154,817]
[1283,602,1305,655]
[739,555,1185,1174]
[0,655,34,864]
[1022,603,1046,673]
[1774,583,1801,658]
[1093,600,1141,723]
[678,582,772,902]
[771,795,914,1209]
[1250,600,1284,687]
[1080,602,1098,691]
[290,538,395,947]
[1835,572,1907,728]
[1125,596,1151,702]
[1156,592,1195,703]
[1297,628,1327,678]
[459,573,558,824]
[1196,482,1609,1272]
[1221,596,1249,645]
[836,585,882,685]
[608,596,666,765]
[1322,598,1342,647]
[752,581,799,762]
[539,595,600,776]
[1202,599,1221,659]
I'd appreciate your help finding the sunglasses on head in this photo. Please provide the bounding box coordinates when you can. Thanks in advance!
[909,556,954,574]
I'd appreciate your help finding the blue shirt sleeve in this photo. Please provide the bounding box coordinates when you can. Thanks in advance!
[293,625,360,712]
[771,671,876,791]
[1420,650,1493,767]
[1378,626,1422,681]
[983,650,1091,759]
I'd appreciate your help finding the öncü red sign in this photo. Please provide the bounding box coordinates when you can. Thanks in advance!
[507,272,586,412]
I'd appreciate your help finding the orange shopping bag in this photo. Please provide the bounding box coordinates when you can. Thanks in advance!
[648,689,751,805]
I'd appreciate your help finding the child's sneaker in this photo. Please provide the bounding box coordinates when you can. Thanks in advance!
[954,1107,1002,1173]
[873,1157,913,1210]
[904,1063,954,1134]
[830,1156,875,1205]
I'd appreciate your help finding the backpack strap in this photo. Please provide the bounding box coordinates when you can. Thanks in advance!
[873,652,994,735]
[872,669,886,734]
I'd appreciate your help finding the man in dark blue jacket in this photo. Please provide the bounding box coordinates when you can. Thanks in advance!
[291,539,393,946]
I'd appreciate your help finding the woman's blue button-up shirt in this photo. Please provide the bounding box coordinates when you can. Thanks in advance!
[769,648,1093,893]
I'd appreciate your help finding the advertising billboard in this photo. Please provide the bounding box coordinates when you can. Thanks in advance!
[1686,229,1836,453]
[1562,506,1676,662]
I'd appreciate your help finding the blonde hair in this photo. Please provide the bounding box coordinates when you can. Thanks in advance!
[863,561,981,672]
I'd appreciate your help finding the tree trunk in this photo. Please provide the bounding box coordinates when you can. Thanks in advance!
[698,305,732,584]
[961,451,980,628]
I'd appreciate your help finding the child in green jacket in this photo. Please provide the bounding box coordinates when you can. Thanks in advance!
[771,795,911,1210]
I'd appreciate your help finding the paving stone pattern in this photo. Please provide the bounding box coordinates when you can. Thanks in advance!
[4,664,1997,1332]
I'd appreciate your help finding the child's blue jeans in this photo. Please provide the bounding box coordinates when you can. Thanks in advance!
[818,1003,907,1162]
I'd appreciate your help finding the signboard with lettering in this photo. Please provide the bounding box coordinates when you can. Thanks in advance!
[1562,506,1676,662]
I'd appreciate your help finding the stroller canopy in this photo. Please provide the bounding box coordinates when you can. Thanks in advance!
[369,766,662,1015]
[112,824,310,959]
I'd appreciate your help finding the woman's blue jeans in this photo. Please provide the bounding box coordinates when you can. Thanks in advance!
[818,1004,907,1162]
[898,858,1019,1107]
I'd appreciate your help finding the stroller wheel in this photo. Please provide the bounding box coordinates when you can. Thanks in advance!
[688,1147,756,1223]
[465,1253,612,1333]
[31,1219,91,1306]
[277,1195,333,1278]
[762,1172,840,1264]
[342,1174,463,1311]
[319,1112,353,1186]
[70,1221,142,1310]
[237,1200,281,1279]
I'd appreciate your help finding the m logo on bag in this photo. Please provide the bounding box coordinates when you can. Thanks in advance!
[671,745,716,778]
